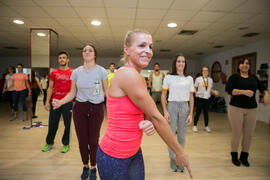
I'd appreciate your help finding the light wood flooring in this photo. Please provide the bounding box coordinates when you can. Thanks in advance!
[0,97,269,180]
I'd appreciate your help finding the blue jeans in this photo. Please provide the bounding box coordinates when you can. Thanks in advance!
[97,147,145,180]
[13,89,28,112]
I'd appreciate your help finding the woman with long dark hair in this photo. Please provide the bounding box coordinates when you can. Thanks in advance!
[225,58,269,167]
[161,54,194,172]
[31,70,43,118]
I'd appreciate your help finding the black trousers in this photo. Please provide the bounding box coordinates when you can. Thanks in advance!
[46,102,72,146]
[194,97,210,127]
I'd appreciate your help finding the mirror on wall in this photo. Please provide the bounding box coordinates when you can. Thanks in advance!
[28,28,58,128]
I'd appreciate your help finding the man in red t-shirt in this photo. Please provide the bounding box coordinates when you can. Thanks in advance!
[41,50,73,153]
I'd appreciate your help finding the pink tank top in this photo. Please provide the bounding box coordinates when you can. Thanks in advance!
[100,95,144,158]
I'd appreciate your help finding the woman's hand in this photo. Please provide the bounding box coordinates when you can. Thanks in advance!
[52,99,62,109]
[139,120,156,136]
[244,90,254,97]
[186,114,193,125]
[175,152,192,178]
[164,111,170,122]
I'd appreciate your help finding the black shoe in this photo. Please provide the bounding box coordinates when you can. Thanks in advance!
[231,152,240,166]
[81,167,89,180]
[32,115,38,118]
[239,152,250,167]
[89,168,97,180]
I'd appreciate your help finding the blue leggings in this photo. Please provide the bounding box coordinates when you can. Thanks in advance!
[97,146,145,180]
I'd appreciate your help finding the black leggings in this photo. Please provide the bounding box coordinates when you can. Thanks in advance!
[194,97,210,126]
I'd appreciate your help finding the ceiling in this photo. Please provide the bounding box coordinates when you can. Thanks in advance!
[0,0,270,59]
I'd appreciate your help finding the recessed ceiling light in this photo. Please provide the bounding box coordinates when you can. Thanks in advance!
[91,20,101,26]
[37,33,46,37]
[13,19,24,24]
[167,23,177,28]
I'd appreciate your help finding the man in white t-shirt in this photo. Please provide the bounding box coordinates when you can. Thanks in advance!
[193,66,219,133]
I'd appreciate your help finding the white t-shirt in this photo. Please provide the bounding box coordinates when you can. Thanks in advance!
[40,78,48,89]
[5,74,13,91]
[194,76,213,99]
[163,75,194,102]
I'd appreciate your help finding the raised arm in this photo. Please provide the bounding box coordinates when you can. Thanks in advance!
[45,80,54,111]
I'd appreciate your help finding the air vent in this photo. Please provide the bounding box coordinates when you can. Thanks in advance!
[213,45,224,48]
[3,46,18,50]
[160,49,171,52]
[241,33,260,37]
[178,30,198,35]
[196,52,204,55]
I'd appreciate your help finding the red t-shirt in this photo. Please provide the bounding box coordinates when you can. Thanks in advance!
[50,68,73,100]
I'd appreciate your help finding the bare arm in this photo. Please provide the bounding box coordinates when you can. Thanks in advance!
[25,79,30,92]
[35,77,43,93]
[210,88,219,96]
[161,89,169,121]
[232,89,253,97]
[102,79,108,97]
[263,90,270,105]
[118,68,192,177]
[45,80,54,110]
[187,92,194,125]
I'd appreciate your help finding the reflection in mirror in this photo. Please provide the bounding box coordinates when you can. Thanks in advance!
[28,29,58,128]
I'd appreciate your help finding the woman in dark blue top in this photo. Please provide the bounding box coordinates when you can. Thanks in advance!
[225,58,269,167]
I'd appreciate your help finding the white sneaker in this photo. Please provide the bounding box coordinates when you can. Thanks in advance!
[205,126,211,133]
[192,126,198,132]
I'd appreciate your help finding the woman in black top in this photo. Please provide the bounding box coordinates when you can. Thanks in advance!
[225,58,269,167]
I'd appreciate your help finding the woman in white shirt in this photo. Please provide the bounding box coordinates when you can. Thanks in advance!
[193,66,219,133]
[3,66,15,115]
[161,54,194,172]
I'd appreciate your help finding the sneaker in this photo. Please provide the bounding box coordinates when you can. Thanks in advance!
[192,126,198,132]
[89,168,97,180]
[41,144,53,152]
[81,167,90,180]
[170,159,177,172]
[177,166,184,172]
[61,145,69,153]
[205,126,211,133]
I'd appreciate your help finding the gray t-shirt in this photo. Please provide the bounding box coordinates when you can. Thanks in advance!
[70,65,108,104]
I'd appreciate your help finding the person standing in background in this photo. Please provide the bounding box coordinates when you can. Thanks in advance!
[31,70,43,118]
[107,63,115,87]
[40,75,48,105]
[225,58,269,167]
[41,50,73,154]
[148,63,165,106]
[161,54,194,173]
[193,66,219,133]
[3,66,16,116]
[5,64,30,121]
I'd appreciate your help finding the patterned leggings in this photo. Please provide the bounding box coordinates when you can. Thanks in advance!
[97,147,145,180]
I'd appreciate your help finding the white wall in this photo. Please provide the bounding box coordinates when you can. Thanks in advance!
[201,38,270,123]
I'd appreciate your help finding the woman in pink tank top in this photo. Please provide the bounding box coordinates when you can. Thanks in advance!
[97,29,192,180]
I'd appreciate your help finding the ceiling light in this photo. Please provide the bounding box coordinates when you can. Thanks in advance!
[37,33,46,37]
[167,23,177,28]
[13,19,24,24]
[91,20,101,26]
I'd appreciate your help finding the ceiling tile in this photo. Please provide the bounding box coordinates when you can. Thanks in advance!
[248,14,270,25]
[14,7,50,18]
[163,10,197,21]
[106,8,136,19]
[28,17,59,26]
[218,13,253,23]
[104,0,137,8]
[109,19,134,28]
[191,11,226,22]
[33,0,70,7]
[138,0,174,9]
[182,22,211,31]
[43,7,78,17]
[171,0,210,10]
[0,7,21,17]
[202,0,246,12]
[134,19,161,28]
[136,9,167,20]
[82,18,110,27]
[68,0,104,8]
[2,0,36,6]
[56,18,84,26]
[233,0,270,13]
[75,8,107,18]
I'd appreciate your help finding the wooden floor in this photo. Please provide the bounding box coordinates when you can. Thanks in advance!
[0,97,269,180]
